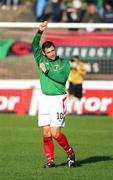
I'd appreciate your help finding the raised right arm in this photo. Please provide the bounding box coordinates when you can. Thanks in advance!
[32,30,43,64]
[32,21,48,65]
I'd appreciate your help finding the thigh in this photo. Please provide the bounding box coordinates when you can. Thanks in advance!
[50,95,67,127]
[38,94,51,127]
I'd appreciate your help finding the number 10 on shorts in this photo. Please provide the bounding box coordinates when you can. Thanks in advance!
[57,112,64,121]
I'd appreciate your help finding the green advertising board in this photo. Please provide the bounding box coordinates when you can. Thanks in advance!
[1,39,113,61]
[56,46,113,60]
[0,39,15,59]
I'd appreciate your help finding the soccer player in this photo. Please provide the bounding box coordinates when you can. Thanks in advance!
[32,21,76,168]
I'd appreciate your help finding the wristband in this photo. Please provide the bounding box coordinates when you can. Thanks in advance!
[44,70,49,75]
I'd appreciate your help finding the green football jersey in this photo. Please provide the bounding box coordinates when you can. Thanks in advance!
[32,31,70,95]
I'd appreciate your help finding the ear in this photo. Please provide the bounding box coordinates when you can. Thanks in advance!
[42,51,45,55]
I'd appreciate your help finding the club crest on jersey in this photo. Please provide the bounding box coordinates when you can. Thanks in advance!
[54,65,59,71]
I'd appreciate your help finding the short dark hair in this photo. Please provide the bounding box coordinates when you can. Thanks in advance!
[73,55,79,59]
[42,41,55,52]
[70,55,80,62]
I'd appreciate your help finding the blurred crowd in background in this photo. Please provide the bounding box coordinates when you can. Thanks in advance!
[0,0,113,23]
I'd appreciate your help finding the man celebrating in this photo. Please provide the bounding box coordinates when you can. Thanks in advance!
[32,21,76,168]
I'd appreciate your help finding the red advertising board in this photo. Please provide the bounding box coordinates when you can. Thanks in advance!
[0,89,33,114]
[67,89,113,116]
[44,32,113,46]
[0,87,113,116]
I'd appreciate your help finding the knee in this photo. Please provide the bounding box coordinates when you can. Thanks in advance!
[42,126,51,137]
[43,130,51,138]
[43,132,51,137]
[51,132,59,139]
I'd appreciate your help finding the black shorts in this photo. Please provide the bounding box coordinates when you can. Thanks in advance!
[68,82,83,98]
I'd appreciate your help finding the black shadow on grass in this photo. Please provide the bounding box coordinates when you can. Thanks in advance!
[77,156,113,166]
[56,156,113,168]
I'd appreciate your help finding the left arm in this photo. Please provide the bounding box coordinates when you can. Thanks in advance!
[40,60,70,84]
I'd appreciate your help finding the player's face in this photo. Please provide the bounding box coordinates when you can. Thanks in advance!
[73,57,79,64]
[44,46,56,60]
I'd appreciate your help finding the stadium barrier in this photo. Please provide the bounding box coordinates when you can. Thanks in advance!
[0,22,113,29]
[0,80,113,116]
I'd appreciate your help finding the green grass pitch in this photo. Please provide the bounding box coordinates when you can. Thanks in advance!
[0,114,113,180]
